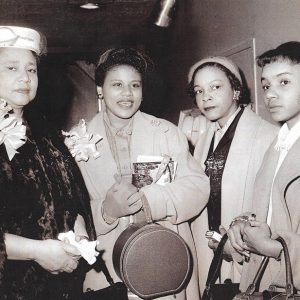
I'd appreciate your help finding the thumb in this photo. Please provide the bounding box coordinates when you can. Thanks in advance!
[61,242,80,256]
[219,225,227,236]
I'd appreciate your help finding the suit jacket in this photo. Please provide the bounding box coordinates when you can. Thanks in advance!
[77,110,210,300]
[240,136,300,292]
[191,106,278,293]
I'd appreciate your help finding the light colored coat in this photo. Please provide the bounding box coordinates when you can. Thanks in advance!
[240,136,300,293]
[77,110,210,300]
[191,107,278,293]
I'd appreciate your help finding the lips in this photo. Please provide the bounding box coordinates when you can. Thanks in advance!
[15,88,30,94]
[204,106,216,112]
[118,100,133,108]
[268,105,282,113]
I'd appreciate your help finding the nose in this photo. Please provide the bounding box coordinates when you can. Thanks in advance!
[122,85,133,96]
[18,69,31,83]
[265,88,277,104]
[202,90,212,102]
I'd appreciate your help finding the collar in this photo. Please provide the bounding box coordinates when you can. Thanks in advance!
[215,107,241,134]
[275,119,300,152]
[103,111,133,136]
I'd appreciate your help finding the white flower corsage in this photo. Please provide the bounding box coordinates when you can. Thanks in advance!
[0,99,27,160]
[62,119,103,162]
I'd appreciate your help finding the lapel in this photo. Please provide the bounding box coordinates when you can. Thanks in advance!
[270,137,300,231]
[130,111,169,161]
[253,140,280,222]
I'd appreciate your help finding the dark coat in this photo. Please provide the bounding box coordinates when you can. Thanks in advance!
[0,107,95,299]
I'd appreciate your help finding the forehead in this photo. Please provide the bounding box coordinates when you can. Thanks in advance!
[261,60,300,79]
[194,65,229,83]
[105,64,141,79]
[0,47,36,64]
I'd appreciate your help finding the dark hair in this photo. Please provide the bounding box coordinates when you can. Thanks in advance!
[187,62,250,105]
[95,48,154,86]
[257,41,300,68]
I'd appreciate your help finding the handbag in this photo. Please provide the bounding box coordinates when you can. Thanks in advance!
[202,233,241,300]
[233,236,300,300]
[83,253,129,300]
[112,196,192,299]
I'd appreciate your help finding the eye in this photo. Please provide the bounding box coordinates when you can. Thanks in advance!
[113,82,122,87]
[211,84,220,90]
[194,89,203,95]
[28,68,37,74]
[132,82,141,88]
[280,79,290,86]
[7,66,17,71]
[262,84,270,91]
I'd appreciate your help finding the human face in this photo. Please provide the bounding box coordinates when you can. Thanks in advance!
[261,60,300,128]
[0,48,38,112]
[193,66,237,127]
[98,64,142,127]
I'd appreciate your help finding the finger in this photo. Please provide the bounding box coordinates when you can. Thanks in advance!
[248,220,261,227]
[208,239,218,250]
[128,200,142,214]
[228,227,244,252]
[128,192,143,206]
[219,225,227,236]
[61,242,81,256]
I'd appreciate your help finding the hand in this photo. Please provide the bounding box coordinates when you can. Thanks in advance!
[241,221,282,258]
[208,226,243,263]
[227,219,249,254]
[102,174,143,220]
[33,239,81,274]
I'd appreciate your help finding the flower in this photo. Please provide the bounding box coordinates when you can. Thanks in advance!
[62,119,103,162]
[0,98,27,160]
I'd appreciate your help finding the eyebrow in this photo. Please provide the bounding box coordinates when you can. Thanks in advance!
[261,72,293,82]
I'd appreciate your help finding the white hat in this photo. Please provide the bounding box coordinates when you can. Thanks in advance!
[188,56,242,84]
[0,26,45,56]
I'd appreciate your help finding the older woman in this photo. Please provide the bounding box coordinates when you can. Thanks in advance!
[65,47,210,300]
[0,26,95,299]
[188,56,278,293]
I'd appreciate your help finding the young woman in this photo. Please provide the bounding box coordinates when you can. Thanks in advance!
[66,47,210,300]
[188,56,278,292]
[0,26,96,299]
[228,42,300,293]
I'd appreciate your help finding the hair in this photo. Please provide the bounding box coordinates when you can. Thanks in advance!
[257,41,300,68]
[187,62,250,105]
[95,47,154,86]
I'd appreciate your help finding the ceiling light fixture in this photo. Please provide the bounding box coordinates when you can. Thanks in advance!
[154,0,176,28]
[80,3,99,9]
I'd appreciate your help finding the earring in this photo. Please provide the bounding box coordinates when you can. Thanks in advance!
[233,91,240,101]
[97,94,103,112]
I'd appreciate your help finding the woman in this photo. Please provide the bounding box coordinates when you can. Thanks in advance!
[188,56,278,292]
[66,48,210,300]
[0,26,96,299]
[228,41,300,293]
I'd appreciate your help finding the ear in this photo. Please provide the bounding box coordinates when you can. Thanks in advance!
[233,90,240,100]
[96,86,103,97]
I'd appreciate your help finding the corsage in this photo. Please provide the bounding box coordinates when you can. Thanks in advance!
[62,119,103,162]
[0,99,27,160]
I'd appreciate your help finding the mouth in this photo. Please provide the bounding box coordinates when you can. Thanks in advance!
[268,105,281,113]
[15,89,30,94]
[117,100,133,108]
[204,106,216,112]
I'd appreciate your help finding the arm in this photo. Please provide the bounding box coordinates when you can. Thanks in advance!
[5,233,80,274]
[141,126,210,224]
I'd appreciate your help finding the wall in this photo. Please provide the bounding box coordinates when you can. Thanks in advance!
[166,0,300,124]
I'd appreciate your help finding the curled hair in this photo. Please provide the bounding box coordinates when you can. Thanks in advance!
[257,41,300,68]
[187,62,250,105]
[95,48,154,86]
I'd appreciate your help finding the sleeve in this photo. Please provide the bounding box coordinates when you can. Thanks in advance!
[140,126,210,224]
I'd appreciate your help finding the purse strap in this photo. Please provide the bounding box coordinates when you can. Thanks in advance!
[204,233,228,288]
[245,236,294,296]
